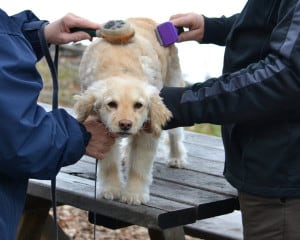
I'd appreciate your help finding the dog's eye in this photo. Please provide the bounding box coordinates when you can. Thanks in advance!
[107,101,117,109]
[134,102,143,109]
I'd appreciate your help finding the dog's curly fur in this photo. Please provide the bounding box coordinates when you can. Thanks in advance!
[74,18,186,205]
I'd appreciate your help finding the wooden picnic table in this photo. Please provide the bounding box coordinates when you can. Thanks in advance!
[18,103,240,240]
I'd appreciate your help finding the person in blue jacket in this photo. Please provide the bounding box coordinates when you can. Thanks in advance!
[0,9,116,240]
[160,1,300,239]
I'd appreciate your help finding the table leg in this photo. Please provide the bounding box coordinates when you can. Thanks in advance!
[17,195,70,240]
[17,195,51,240]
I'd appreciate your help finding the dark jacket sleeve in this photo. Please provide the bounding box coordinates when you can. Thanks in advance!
[0,9,90,180]
[201,14,239,46]
[160,2,300,129]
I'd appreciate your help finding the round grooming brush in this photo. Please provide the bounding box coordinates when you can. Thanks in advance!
[71,20,135,43]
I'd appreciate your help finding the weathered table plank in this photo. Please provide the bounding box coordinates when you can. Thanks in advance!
[27,130,238,229]
[28,171,197,229]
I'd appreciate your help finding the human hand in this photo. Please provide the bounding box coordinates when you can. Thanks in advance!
[169,12,204,42]
[82,116,117,159]
[44,13,100,44]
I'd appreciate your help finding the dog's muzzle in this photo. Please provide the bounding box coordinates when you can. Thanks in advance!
[119,119,132,131]
[117,119,133,137]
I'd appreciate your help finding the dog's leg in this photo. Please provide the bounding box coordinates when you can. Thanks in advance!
[167,127,187,168]
[121,132,158,205]
[98,139,123,200]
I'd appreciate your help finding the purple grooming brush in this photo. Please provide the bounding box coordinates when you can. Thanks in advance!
[155,22,184,47]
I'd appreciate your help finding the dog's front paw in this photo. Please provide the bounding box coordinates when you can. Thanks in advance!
[120,192,150,205]
[168,157,187,168]
[100,186,122,201]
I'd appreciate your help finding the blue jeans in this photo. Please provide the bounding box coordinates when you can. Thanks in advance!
[239,192,300,240]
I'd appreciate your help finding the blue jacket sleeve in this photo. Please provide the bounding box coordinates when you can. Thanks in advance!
[10,10,48,60]
[0,9,90,180]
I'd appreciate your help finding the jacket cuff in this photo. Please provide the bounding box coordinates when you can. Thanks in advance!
[23,20,49,60]
[202,16,223,44]
[160,86,193,129]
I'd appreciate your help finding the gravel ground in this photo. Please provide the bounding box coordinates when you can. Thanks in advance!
[53,205,202,240]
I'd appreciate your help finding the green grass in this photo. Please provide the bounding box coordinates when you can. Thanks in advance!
[37,57,81,107]
[185,124,221,137]
[37,55,221,137]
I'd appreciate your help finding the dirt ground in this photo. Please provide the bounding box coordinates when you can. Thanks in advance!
[54,205,202,240]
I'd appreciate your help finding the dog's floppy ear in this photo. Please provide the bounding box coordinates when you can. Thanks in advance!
[74,80,107,123]
[73,90,97,123]
[147,87,172,137]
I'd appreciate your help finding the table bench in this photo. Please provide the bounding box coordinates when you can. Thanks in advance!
[17,104,241,240]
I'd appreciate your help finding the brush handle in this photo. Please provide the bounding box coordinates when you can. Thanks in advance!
[70,20,135,43]
[70,20,129,38]
[176,26,184,35]
[70,28,99,37]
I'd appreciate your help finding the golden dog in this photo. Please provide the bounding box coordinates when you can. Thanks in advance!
[74,18,186,205]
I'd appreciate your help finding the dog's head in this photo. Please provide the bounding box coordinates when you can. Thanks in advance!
[74,77,172,137]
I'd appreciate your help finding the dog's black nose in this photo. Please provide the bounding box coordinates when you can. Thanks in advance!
[119,119,132,131]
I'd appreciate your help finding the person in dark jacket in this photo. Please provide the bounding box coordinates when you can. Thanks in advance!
[0,9,116,240]
[160,1,300,239]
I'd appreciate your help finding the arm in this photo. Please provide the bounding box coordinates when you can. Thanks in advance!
[0,10,113,180]
[161,3,300,129]
[9,10,48,60]
[169,12,239,45]
[202,14,239,46]
[9,10,100,59]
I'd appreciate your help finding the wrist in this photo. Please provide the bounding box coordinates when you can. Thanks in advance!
[198,14,205,42]
[23,20,49,59]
